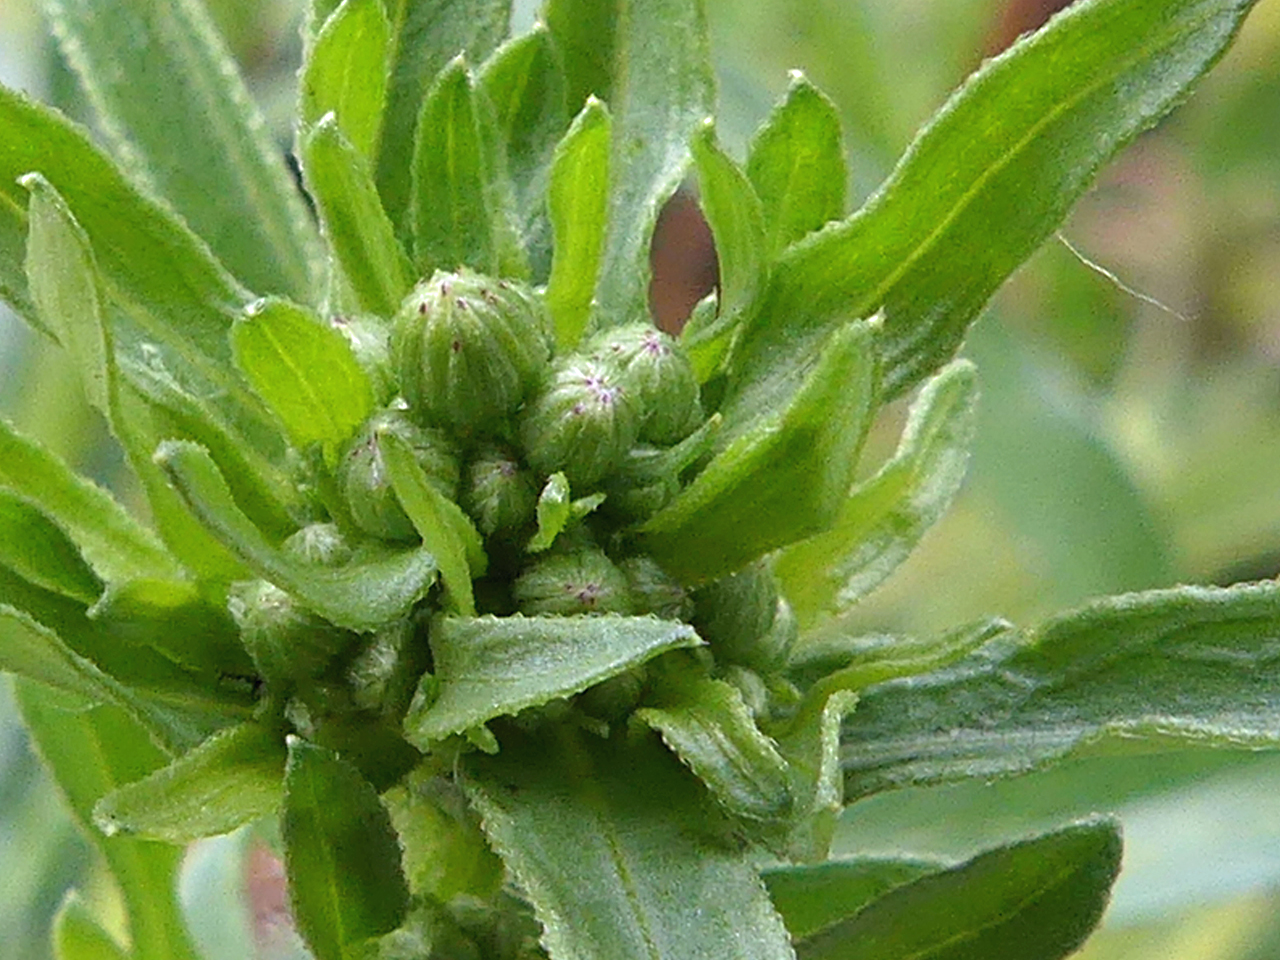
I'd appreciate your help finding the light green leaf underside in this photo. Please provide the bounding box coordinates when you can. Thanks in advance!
[300,0,391,161]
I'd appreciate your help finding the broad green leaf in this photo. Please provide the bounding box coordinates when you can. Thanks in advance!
[747,74,847,257]
[727,0,1263,404]
[283,737,409,960]
[0,491,102,603]
[53,891,129,960]
[793,821,1121,960]
[545,99,611,350]
[374,0,510,233]
[592,0,715,324]
[411,57,525,278]
[380,429,485,616]
[94,722,284,843]
[302,116,414,319]
[776,359,978,627]
[639,318,878,583]
[231,298,375,465]
[40,0,322,301]
[528,471,572,553]
[461,726,796,960]
[841,582,1280,799]
[636,668,793,824]
[155,441,438,631]
[762,857,942,941]
[17,687,202,960]
[544,0,617,110]
[404,614,700,746]
[300,0,392,161]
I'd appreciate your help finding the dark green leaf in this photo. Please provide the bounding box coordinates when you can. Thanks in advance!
[404,614,700,746]
[462,726,796,960]
[94,722,284,843]
[747,74,847,257]
[155,441,437,631]
[544,0,616,110]
[231,298,375,465]
[592,0,715,324]
[544,99,611,350]
[302,116,414,319]
[53,891,129,960]
[300,0,392,161]
[0,491,102,603]
[841,582,1280,799]
[793,821,1121,960]
[727,0,1263,403]
[374,0,510,233]
[283,737,409,960]
[639,318,878,583]
[40,0,322,301]
[776,359,978,627]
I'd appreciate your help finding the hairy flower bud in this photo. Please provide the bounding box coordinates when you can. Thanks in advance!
[461,446,539,539]
[619,555,692,621]
[519,357,640,488]
[514,548,635,616]
[692,560,789,671]
[229,580,357,685]
[282,522,353,567]
[393,268,551,435]
[585,323,701,444]
[339,408,459,541]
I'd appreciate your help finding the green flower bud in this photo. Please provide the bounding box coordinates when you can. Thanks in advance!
[339,408,459,541]
[692,560,783,671]
[392,268,551,435]
[720,664,769,718]
[619,555,692,621]
[346,616,426,720]
[519,357,640,489]
[282,522,353,567]
[331,314,395,403]
[229,580,357,685]
[461,445,539,539]
[586,323,701,444]
[514,548,635,616]
[578,665,648,722]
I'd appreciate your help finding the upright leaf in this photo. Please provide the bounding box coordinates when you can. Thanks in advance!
[53,892,129,960]
[592,0,715,324]
[300,0,392,161]
[283,737,409,960]
[727,0,1264,407]
[0,491,102,604]
[40,0,322,301]
[544,0,617,110]
[461,727,797,960]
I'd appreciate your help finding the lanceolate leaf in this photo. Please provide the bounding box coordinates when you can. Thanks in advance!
[727,0,1263,407]
[793,821,1121,960]
[404,614,700,746]
[40,0,322,302]
[528,471,573,553]
[283,737,409,960]
[841,582,1280,799]
[544,0,617,110]
[776,360,978,627]
[155,441,438,631]
[0,491,102,604]
[300,0,392,161]
[461,726,797,960]
[53,892,130,960]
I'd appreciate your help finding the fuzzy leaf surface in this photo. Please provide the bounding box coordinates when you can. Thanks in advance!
[0,490,102,603]
[544,0,616,109]
[300,0,391,161]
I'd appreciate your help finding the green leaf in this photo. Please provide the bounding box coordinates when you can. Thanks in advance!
[155,441,437,631]
[17,687,203,960]
[544,0,617,110]
[231,298,375,466]
[528,472,572,553]
[639,318,878,583]
[374,0,510,233]
[727,0,1262,403]
[545,99,611,350]
[636,668,793,824]
[39,0,322,301]
[461,726,796,960]
[746,73,847,257]
[300,0,392,161]
[793,821,1121,960]
[283,737,410,960]
[762,857,942,941]
[404,614,700,746]
[53,891,129,960]
[410,57,524,278]
[94,722,284,843]
[776,359,978,627]
[841,582,1280,799]
[380,429,485,616]
[0,490,102,604]
[302,115,414,319]
[774,689,858,864]
[0,604,132,711]
[592,0,715,324]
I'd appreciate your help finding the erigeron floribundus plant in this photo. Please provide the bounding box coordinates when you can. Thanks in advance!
[0,0,1275,958]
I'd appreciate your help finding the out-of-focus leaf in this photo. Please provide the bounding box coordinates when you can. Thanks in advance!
[283,737,409,960]
[155,441,437,631]
[0,491,101,604]
[300,0,391,161]
[403,614,700,746]
[53,891,129,960]
[39,0,322,301]
[544,0,616,110]
[461,726,797,960]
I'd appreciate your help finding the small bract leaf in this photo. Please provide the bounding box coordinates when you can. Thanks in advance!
[528,472,572,553]
[300,0,392,160]
[52,891,129,960]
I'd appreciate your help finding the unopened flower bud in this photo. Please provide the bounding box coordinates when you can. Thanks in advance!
[514,548,635,616]
[578,666,648,722]
[586,323,701,444]
[461,446,539,539]
[229,580,357,685]
[619,555,692,621]
[393,268,551,435]
[692,560,784,671]
[282,522,353,567]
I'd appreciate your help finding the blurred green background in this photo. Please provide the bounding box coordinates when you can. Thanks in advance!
[4,0,1280,957]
